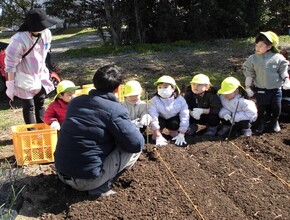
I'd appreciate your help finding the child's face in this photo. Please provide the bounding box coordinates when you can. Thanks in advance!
[255,41,272,55]
[58,91,76,103]
[126,95,141,104]
[157,83,174,99]
[222,90,238,100]
[191,83,209,95]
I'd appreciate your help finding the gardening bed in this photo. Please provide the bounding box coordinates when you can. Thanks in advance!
[0,38,290,220]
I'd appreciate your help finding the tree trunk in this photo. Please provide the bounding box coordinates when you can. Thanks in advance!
[104,0,120,45]
[134,0,143,43]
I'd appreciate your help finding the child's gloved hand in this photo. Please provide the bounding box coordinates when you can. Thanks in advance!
[223,114,232,121]
[283,78,290,90]
[50,121,61,130]
[6,80,15,101]
[190,108,203,120]
[245,88,254,97]
[131,118,143,128]
[172,133,186,146]
[156,135,168,146]
[140,114,152,126]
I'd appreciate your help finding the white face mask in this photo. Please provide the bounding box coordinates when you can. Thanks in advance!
[158,87,173,99]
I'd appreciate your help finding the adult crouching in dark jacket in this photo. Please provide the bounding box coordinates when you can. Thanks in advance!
[54,65,145,197]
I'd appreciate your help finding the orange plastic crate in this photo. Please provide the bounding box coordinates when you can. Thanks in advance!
[75,84,124,101]
[11,123,57,166]
[75,84,95,96]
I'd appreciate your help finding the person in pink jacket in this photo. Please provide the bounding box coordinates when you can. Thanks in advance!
[5,8,56,124]
[43,80,80,130]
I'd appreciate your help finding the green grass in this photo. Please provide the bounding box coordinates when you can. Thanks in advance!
[0,108,23,133]
[63,41,209,58]
[0,27,96,43]
[52,27,96,40]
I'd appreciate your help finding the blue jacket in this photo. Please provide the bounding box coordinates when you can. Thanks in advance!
[54,90,145,179]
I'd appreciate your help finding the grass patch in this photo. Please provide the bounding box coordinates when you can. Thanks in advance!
[52,27,97,40]
[63,41,208,58]
[63,35,290,58]
[0,108,23,132]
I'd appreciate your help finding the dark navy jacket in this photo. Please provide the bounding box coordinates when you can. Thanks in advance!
[54,90,145,179]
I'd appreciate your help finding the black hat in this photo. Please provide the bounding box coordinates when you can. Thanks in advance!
[18,8,56,32]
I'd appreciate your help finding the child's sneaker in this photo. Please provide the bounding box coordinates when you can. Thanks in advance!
[271,120,281,132]
[217,125,230,136]
[242,128,252,137]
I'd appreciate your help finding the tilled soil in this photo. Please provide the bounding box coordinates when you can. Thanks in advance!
[0,38,290,220]
[2,123,289,220]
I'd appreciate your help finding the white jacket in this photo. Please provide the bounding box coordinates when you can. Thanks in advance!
[219,94,257,122]
[149,95,189,133]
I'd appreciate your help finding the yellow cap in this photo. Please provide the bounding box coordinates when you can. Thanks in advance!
[154,75,180,93]
[260,31,279,53]
[54,80,80,99]
[190,74,211,85]
[218,77,243,94]
[124,80,142,97]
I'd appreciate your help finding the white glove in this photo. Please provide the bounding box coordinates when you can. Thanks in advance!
[50,121,60,130]
[223,114,232,121]
[283,78,290,90]
[190,108,203,120]
[245,88,254,97]
[131,118,143,128]
[172,133,187,146]
[6,80,15,101]
[156,135,168,146]
[140,114,152,126]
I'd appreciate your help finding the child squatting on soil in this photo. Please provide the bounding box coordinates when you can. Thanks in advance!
[54,65,144,198]
[243,31,290,134]
[43,80,80,130]
[149,75,189,146]
[217,77,258,137]
[122,80,152,133]
[184,74,222,136]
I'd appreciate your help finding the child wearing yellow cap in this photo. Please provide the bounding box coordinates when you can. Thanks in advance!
[123,80,151,133]
[243,31,290,134]
[149,75,189,146]
[43,80,80,130]
[184,74,222,136]
[217,77,257,137]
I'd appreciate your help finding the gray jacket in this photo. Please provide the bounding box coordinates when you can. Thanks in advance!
[122,99,148,120]
[243,52,289,89]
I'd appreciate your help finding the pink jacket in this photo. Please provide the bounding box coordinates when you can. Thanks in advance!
[5,29,54,99]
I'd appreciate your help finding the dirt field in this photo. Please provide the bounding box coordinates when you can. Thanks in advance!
[0,38,290,220]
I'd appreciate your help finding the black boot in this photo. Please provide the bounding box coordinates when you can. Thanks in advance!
[256,119,265,134]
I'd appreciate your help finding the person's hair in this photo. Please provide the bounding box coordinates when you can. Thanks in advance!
[93,65,123,92]
[255,34,275,52]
